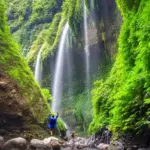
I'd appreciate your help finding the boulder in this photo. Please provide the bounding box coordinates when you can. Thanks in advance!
[97,143,110,150]
[132,145,138,150]
[43,137,59,145]
[43,137,60,150]
[47,139,60,150]
[2,137,27,150]
[30,139,46,150]
[110,141,124,150]
[138,148,150,150]
[0,136,4,148]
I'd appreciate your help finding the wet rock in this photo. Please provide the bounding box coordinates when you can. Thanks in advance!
[110,141,124,150]
[96,143,110,150]
[0,81,7,91]
[0,73,5,77]
[43,137,59,145]
[132,145,138,150]
[0,81,7,86]
[61,148,73,150]
[138,148,150,150]
[2,137,27,150]
[47,140,60,150]
[0,129,6,136]
[62,136,99,149]
[88,140,96,148]
[12,89,16,94]
[77,143,88,149]
[43,137,60,150]
[30,139,46,150]
[0,136,4,148]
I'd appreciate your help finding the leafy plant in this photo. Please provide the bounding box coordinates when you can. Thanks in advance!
[89,0,150,135]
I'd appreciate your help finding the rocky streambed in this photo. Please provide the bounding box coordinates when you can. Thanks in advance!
[0,136,98,150]
[0,135,150,150]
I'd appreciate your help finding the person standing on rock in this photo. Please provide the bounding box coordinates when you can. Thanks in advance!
[48,112,59,136]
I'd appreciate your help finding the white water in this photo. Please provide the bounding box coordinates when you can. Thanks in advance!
[84,4,91,95]
[34,44,45,86]
[66,30,73,98]
[52,23,69,112]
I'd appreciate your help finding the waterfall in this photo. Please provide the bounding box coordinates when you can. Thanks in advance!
[52,23,69,113]
[66,30,73,100]
[83,4,91,95]
[34,44,45,86]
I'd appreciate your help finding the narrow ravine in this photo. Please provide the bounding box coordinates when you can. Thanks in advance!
[1,0,150,150]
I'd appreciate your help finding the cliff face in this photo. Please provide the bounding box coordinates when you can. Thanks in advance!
[0,72,49,140]
[0,0,51,139]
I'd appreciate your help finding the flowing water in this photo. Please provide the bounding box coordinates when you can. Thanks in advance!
[66,30,73,101]
[84,4,91,95]
[52,23,69,113]
[34,44,45,86]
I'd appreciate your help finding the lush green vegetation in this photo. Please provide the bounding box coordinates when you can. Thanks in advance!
[6,0,63,56]
[89,0,150,135]
[0,0,51,124]
[5,0,83,64]
[27,0,83,65]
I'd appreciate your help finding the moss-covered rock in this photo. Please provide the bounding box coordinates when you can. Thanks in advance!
[0,0,53,138]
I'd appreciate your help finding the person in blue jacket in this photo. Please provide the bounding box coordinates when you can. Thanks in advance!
[48,112,59,136]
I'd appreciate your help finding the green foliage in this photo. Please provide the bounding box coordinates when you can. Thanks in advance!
[74,91,92,126]
[27,0,84,64]
[61,89,92,134]
[42,14,66,59]
[6,0,84,61]
[41,88,53,102]
[27,12,65,64]
[89,0,150,134]
[0,1,6,31]
[30,0,61,26]
[116,0,140,17]
[57,119,66,131]
[62,0,83,37]
[6,0,63,55]
[0,0,51,124]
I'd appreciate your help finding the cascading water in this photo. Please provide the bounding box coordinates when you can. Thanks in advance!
[34,44,45,86]
[62,30,73,130]
[66,30,73,100]
[83,4,91,95]
[52,23,69,113]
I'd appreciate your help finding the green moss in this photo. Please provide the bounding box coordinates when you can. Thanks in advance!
[116,0,140,17]
[89,0,150,135]
[0,0,51,124]
[41,88,53,103]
